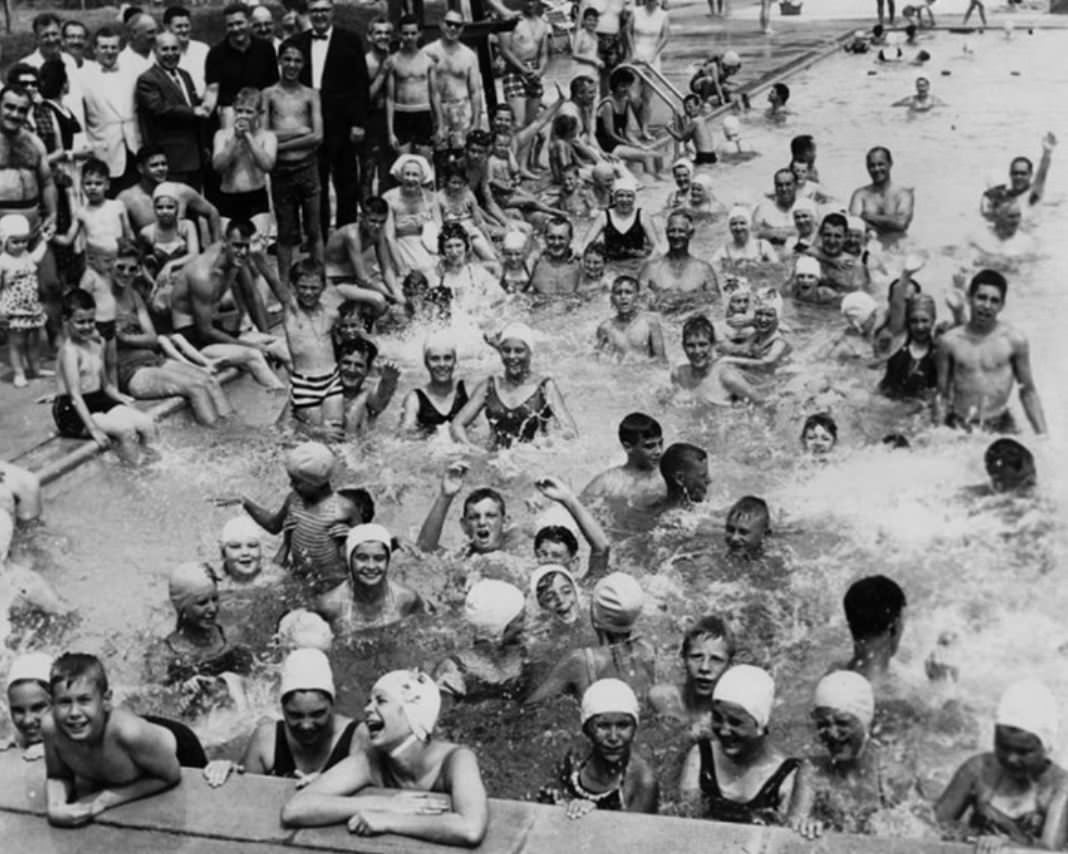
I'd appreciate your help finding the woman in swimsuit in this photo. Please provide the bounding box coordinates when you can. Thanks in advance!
[145,562,253,715]
[583,176,660,262]
[538,678,659,817]
[400,331,470,436]
[140,182,199,309]
[202,649,364,788]
[594,67,663,177]
[282,669,488,846]
[879,292,937,400]
[431,222,503,317]
[680,665,819,835]
[317,524,424,634]
[382,154,439,280]
[450,321,578,450]
[936,679,1068,850]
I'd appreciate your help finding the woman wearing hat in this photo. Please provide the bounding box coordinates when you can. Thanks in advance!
[528,572,656,704]
[383,154,438,281]
[4,651,53,759]
[539,678,659,816]
[451,321,578,450]
[936,679,1068,850]
[711,206,777,279]
[203,649,363,788]
[282,668,488,846]
[145,562,253,711]
[400,331,470,437]
[680,664,818,836]
[318,524,424,633]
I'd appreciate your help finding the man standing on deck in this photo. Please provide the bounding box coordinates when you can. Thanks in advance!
[934,269,1046,435]
[425,10,484,151]
[387,15,435,160]
[363,17,395,198]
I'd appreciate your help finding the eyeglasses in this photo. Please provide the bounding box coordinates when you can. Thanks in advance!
[443,19,463,28]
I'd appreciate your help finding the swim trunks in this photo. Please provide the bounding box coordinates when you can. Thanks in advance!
[290,368,344,411]
[695,151,718,165]
[52,390,120,438]
[945,410,1018,435]
[271,157,321,246]
[503,68,544,101]
[393,109,435,149]
[216,187,270,221]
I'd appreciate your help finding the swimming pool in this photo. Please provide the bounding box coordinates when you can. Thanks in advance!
[4,25,1068,823]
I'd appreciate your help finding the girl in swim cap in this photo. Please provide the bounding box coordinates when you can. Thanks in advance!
[538,678,659,817]
[282,669,489,846]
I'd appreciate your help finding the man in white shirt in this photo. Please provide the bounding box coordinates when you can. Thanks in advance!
[61,21,90,69]
[82,27,143,194]
[119,12,159,78]
[165,5,210,98]
[21,12,85,128]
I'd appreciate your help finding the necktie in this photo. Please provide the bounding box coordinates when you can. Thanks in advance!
[170,70,191,106]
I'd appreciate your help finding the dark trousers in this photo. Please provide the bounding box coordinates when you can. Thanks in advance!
[319,129,359,237]
[107,148,142,197]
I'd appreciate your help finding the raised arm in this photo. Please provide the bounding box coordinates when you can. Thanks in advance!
[1011,331,1047,435]
[535,476,609,578]
[416,462,468,552]
[1030,132,1057,204]
[241,492,288,535]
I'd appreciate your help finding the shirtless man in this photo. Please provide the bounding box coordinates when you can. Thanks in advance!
[118,145,221,243]
[170,220,286,355]
[528,218,581,296]
[639,210,718,311]
[891,76,944,111]
[425,10,484,150]
[934,269,1046,435]
[264,44,324,281]
[981,132,1057,221]
[751,168,798,246]
[552,75,611,165]
[388,16,435,159]
[499,0,549,127]
[596,274,666,361]
[363,17,394,198]
[849,146,914,242]
[43,654,181,828]
[323,197,401,303]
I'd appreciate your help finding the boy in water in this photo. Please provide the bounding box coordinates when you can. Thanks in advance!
[42,653,181,827]
[838,575,907,681]
[416,462,523,558]
[724,495,771,559]
[282,259,387,435]
[581,412,666,507]
[984,438,1036,494]
[336,337,400,436]
[578,243,611,295]
[532,475,612,580]
[552,163,596,219]
[596,275,666,362]
[666,95,719,166]
[53,159,132,256]
[239,441,367,604]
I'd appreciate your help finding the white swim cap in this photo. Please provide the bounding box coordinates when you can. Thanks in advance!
[502,231,527,252]
[280,648,335,701]
[423,329,457,357]
[997,678,1058,752]
[722,50,741,67]
[6,651,53,691]
[220,515,262,545]
[498,321,535,352]
[613,173,639,194]
[372,669,441,741]
[728,205,750,224]
[345,523,393,564]
[722,115,741,140]
[152,182,182,203]
[713,664,775,730]
[841,291,879,329]
[794,255,821,278]
[0,214,30,242]
[813,670,875,730]
[276,609,334,652]
[591,572,644,633]
[464,579,526,642]
[581,678,640,727]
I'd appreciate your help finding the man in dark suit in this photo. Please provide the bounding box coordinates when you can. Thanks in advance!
[283,0,369,235]
[135,31,208,190]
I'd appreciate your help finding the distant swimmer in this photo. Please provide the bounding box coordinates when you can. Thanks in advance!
[891,76,944,111]
[848,146,914,241]
[765,83,791,122]
[934,269,1047,435]
[981,132,1057,221]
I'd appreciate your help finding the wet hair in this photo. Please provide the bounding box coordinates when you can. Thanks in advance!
[63,288,96,317]
[50,653,108,696]
[682,313,716,343]
[234,86,262,110]
[336,335,379,367]
[462,487,506,517]
[363,196,389,218]
[985,438,1036,491]
[32,12,61,33]
[659,443,707,482]
[773,167,796,185]
[612,274,638,293]
[583,242,605,259]
[223,2,251,18]
[619,412,662,445]
[38,59,67,100]
[771,82,790,103]
[534,525,580,557]
[438,221,470,254]
[552,113,578,139]
[225,219,256,239]
[0,85,29,107]
[465,129,492,150]
[82,158,110,182]
[866,145,893,165]
[399,13,419,27]
[882,433,911,449]
[163,6,192,25]
[338,486,375,523]
[790,134,815,161]
[136,144,167,165]
[290,257,324,284]
[843,575,906,640]
[727,495,770,524]
[95,26,121,44]
[801,412,837,442]
[819,212,848,233]
[569,75,596,97]
[609,67,636,89]
[681,614,737,659]
[968,268,1008,298]
[546,216,573,237]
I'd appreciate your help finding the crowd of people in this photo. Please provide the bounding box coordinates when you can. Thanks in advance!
[0,0,1061,850]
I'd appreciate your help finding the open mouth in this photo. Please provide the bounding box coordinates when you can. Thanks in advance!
[693,678,715,695]
[366,719,386,738]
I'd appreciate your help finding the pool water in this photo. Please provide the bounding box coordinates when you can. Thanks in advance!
[4,27,1068,828]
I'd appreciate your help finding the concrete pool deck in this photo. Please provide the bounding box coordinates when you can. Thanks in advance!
[0,753,1035,854]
